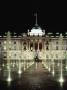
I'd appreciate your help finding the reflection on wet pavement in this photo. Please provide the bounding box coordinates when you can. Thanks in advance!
[0,62,67,90]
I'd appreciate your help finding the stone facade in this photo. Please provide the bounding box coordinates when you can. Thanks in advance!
[0,28,67,61]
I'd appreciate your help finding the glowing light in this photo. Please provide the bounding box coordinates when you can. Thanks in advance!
[66,66,67,70]
[18,69,22,74]
[7,70,12,84]
[58,76,64,87]
[2,64,5,67]
[52,71,55,76]
[4,46,6,50]
[52,59,55,76]
[30,27,43,36]
[59,76,64,83]
[18,59,22,74]
[7,75,12,82]
[48,67,51,72]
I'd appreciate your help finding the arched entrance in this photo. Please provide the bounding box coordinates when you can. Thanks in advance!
[39,42,42,51]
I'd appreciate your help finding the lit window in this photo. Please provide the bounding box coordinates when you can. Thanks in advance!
[9,41,11,44]
[4,41,6,44]
[4,46,6,50]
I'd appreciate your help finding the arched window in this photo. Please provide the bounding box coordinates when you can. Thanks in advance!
[46,46,49,50]
[35,43,38,50]
[39,43,42,50]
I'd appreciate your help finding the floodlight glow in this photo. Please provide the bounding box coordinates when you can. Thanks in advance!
[7,75,12,82]
[65,66,67,70]
[30,27,43,36]
[58,76,64,87]
[59,76,64,83]
[58,59,64,87]
[18,69,22,74]
[7,70,12,83]
[52,71,55,76]
[48,67,51,72]
[52,59,55,76]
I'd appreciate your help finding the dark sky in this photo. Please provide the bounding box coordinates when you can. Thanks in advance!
[0,1,67,34]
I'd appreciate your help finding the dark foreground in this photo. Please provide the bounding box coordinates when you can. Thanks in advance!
[0,62,67,90]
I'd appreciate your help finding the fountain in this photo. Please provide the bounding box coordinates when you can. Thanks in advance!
[65,51,67,70]
[59,59,64,87]
[48,60,51,72]
[52,59,55,76]
[18,59,22,74]
[6,31,12,83]
[58,33,64,87]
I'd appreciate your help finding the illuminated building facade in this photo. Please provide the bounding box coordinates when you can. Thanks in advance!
[0,14,67,62]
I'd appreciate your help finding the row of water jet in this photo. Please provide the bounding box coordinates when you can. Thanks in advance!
[18,51,34,75]
[18,60,34,75]
[42,58,55,76]
[42,33,64,87]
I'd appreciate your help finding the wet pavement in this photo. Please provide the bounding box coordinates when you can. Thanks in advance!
[0,62,67,90]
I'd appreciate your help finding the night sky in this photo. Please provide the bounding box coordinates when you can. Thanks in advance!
[0,1,67,34]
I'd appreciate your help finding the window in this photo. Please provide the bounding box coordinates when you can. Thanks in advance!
[14,54,16,56]
[46,46,49,50]
[66,47,67,50]
[14,41,16,44]
[14,46,16,50]
[4,41,6,44]
[46,55,49,59]
[23,42,26,45]
[56,41,58,44]
[0,42,1,44]
[56,54,58,58]
[56,46,58,50]
[4,46,6,50]
[24,46,26,50]
[46,41,49,45]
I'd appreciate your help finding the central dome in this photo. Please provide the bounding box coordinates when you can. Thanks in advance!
[30,25,43,36]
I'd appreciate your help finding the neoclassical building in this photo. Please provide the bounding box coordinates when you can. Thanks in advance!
[0,14,67,62]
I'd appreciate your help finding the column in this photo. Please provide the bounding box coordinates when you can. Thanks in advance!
[27,41,28,50]
[38,41,39,51]
[33,40,35,51]
[29,41,30,50]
